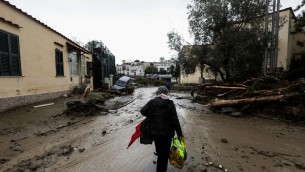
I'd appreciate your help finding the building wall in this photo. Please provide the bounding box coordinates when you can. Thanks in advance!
[0,2,92,112]
[180,66,219,84]
[276,9,295,69]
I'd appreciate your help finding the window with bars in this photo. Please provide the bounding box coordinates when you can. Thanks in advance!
[0,29,21,76]
[55,49,64,76]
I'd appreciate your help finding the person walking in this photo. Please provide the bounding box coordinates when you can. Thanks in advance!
[165,81,171,93]
[190,84,195,99]
[140,86,183,172]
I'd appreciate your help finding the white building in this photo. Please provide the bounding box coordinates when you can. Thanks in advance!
[153,60,175,73]
[116,59,176,77]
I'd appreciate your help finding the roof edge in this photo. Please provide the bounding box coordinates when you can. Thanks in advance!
[1,0,91,54]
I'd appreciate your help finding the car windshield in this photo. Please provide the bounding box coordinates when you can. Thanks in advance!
[115,80,126,87]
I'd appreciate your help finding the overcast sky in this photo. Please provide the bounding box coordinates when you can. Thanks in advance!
[6,0,304,64]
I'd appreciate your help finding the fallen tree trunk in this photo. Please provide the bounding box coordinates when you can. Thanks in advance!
[205,85,247,90]
[209,93,300,108]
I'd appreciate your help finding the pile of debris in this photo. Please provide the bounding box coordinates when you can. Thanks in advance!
[65,87,135,116]
[196,76,305,122]
[65,92,114,116]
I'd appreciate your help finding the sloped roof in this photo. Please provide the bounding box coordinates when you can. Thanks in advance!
[0,0,90,54]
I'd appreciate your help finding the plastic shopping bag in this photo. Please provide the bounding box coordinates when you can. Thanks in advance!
[169,136,187,169]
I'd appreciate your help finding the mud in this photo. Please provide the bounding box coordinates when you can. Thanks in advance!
[0,88,304,172]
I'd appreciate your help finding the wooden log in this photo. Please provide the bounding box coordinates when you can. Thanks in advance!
[209,93,299,108]
[217,89,245,97]
[232,83,248,88]
[205,85,247,90]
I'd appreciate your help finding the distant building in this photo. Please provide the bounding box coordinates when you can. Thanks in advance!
[116,59,175,78]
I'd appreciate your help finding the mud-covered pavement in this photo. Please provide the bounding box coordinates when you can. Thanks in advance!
[0,87,305,172]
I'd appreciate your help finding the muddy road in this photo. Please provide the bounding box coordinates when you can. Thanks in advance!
[0,87,305,172]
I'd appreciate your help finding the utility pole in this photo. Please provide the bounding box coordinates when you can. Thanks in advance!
[270,0,276,70]
[264,0,270,73]
[274,0,280,69]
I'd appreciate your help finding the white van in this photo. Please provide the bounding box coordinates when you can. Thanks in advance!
[113,76,132,90]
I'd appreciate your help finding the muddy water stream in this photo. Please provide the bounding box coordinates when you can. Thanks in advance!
[0,88,304,172]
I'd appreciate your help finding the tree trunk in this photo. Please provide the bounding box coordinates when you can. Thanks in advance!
[209,93,299,108]
[205,86,247,90]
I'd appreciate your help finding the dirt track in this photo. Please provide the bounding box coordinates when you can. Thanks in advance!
[0,87,305,172]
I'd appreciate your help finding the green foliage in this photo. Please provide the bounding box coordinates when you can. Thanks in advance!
[287,55,305,80]
[137,77,149,85]
[153,80,165,86]
[174,61,181,79]
[293,11,305,35]
[294,0,305,12]
[167,31,183,52]
[144,66,158,75]
[159,70,167,74]
[84,40,104,52]
[187,0,266,82]
[137,77,164,86]
[178,47,198,75]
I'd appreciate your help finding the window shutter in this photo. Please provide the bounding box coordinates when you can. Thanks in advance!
[1,54,10,75]
[0,32,9,53]
[59,51,63,75]
[10,35,20,75]
[55,49,64,76]
[0,30,21,76]
[10,35,19,54]
[0,32,9,75]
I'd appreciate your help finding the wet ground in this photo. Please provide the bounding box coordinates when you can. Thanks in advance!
[0,87,305,172]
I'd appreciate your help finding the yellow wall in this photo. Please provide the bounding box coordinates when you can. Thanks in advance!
[180,66,219,84]
[276,9,295,69]
[0,3,92,99]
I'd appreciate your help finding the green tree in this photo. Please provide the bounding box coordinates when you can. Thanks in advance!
[167,31,193,81]
[293,1,305,36]
[294,0,305,12]
[174,60,181,80]
[170,65,175,75]
[187,0,267,82]
[144,66,158,75]
[84,40,104,52]
[167,31,183,52]
[288,1,305,80]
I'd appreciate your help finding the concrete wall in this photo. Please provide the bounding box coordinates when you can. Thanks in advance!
[0,2,92,112]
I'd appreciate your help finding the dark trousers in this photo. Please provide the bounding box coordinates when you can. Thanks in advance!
[154,136,172,172]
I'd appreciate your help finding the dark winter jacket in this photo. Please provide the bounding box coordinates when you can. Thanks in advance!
[140,96,182,138]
